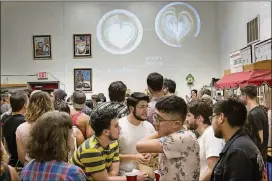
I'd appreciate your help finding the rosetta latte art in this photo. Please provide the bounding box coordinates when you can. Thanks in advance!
[155,2,201,47]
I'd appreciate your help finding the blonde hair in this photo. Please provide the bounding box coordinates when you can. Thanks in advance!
[25,91,53,122]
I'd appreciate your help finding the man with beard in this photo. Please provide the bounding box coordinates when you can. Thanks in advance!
[70,108,147,181]
[118,92,156,174]
[210,99,265,181]
[186,99,224,181]
[240,85,268,160]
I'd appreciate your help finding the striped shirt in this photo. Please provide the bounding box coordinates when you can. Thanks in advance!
[70,136,120,181]
[20,160,86,181]
[93,102,128,118]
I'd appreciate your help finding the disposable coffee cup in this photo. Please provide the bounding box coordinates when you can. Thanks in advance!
[154,170,160,181]
[126,172,138,181]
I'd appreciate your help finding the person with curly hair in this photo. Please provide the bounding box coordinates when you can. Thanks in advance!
[186,99,224,181]
[70,108,147,181]
[20,111,86,181]
[50,89,67,109]
[16,91,53,165]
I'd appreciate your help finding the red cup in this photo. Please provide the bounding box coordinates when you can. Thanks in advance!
[154,170,160,181]
[126,172,138,181]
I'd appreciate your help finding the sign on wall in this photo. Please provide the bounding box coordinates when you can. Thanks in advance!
[229,50,243,73]
[37,72,48,80]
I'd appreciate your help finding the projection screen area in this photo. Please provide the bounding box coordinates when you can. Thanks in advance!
[97,2,201,55]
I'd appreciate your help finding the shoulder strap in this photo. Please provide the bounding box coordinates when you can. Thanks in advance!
[71,112,82,126]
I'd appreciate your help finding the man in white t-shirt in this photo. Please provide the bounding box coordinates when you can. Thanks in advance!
[186,98,225,181]
[119,92,156,173]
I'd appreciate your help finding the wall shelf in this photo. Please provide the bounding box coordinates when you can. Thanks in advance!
[0,84,28,88]
[224,60,271,75]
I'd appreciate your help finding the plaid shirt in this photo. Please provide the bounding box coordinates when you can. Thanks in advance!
[93,101,129,118]
[20,160,86,181]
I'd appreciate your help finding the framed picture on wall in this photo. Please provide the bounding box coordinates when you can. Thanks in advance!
[33,35,52,60]
[74,68,92,92]
[73,34,92,58]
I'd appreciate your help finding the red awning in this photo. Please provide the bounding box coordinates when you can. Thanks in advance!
[215,69,272,89]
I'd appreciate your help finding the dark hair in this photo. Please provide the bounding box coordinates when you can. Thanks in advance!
[229,94,239,100]
[108,81,127,102]
[28,112,72,162]
[10,90,28,112]
[191,89,198,95]
[53,89,67,102]
[187,100,198,118]
[127,92,149,110]
[147,72,163,92]
[187,99,213,125]
[155,95,187,122]
[22,89,32,98]
[201,89,211,96]
[213,99,247,127]
[90,108,117,137]
[55,101,71,114]
[72,90,86,104]
[97,93,106,102]
[240,85,257,99]
[164,78,176,93]
[85,100,92,109]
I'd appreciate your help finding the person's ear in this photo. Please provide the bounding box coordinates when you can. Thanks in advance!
[219,113,225,124]
[103,129,110,136]
[129,106,134,113]
[198,115,204,123]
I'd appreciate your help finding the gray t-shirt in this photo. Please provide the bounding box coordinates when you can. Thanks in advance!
[147,98,160,125]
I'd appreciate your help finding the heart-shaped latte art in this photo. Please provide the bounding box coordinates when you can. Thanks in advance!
[160,7,193,43]
[104,15,137,49]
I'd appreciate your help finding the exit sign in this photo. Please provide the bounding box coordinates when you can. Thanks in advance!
[38,72,48,80]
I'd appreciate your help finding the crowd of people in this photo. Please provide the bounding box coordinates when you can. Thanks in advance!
[0,72,270,181]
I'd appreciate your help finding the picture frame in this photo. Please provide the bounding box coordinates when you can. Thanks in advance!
[254,38,271,62]
[73,34,92,58]
[33,35,52,60]
[74,68,92,92]
[240,45,252,65]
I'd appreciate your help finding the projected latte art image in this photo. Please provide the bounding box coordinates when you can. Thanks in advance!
[97,9,143,55]
[155,2,201,47]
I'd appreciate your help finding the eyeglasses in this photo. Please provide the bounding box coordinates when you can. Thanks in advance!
[209,114,220,122]
[153,113,178,125]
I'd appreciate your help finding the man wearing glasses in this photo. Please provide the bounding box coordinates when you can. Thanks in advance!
[210,99,265,181]
[136,95,200,181]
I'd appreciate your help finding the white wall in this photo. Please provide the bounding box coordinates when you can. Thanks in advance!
[217,2,271,72]
[1,2,220,98]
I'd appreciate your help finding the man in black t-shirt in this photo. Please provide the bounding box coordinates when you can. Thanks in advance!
[2,90,28,167]
[241,85,269,159]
